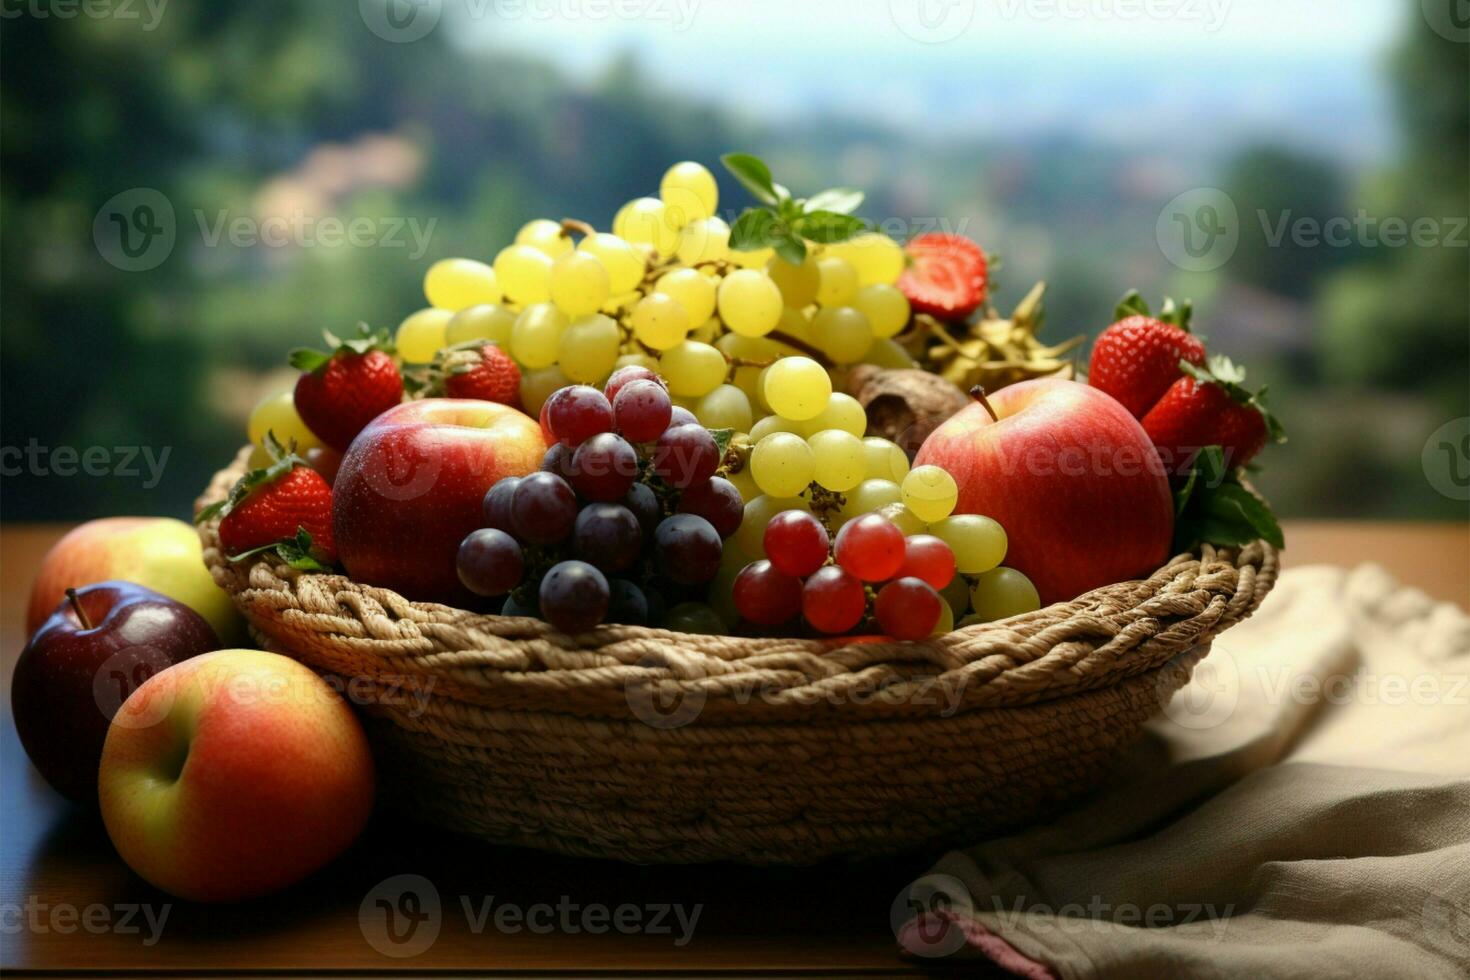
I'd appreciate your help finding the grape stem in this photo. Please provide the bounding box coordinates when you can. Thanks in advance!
[969,385,1001,423]
[766,330,831,366]
[560,218,596,239]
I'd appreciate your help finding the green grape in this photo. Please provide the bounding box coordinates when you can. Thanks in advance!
[247,390,322,452]
[929,515,1007,575]
[493,244,553,305]
[656,267,717,324]
[578,232,645,294]
[933,600,956,635]
[862,437,910,482]
[510,303,568,369]
[695,384,753,433]
[445,303,516,347]
[838,479,902,524]
[762,356,831,421]
[515,219,574,259]
[613,351,661,374]
[876,501,927,536]
[800,392,867,438]
[663,602,726,635]
[717,269,783,337]
[675,216,730,266]
[811,306,874,364]
[548,251,610,317]
[735,494,810,557]
[614,197,679,255]
[519,364,571,416]
[861,337,918,369]
[901,465,959,523]
[808,429,865,492]
[728,245,774,269]
[689,317,720,344]
[630,293,689,350]
[825,232,904,286]
[765,255,820,308]
[940,572,971,617]
[396,308,452,364]
[775,304,814,343]
[852,283,911,338]
[727,463,759,505]
[750,432,814,497]
[659,340,727,397]
[815,256,859,307]
[970,567,1041,622]
[709,544,753,628]
[749,413,801,442]
[660,161,719,222]
[424,258,500,310]
[557,313,620,383]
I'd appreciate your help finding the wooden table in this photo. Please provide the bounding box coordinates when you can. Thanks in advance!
[3,522,1465,976]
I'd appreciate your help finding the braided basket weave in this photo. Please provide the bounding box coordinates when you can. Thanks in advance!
[197,448,1278,864]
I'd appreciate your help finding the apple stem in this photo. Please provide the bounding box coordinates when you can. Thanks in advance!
[65,588,92,629]
[970,385,1000,424]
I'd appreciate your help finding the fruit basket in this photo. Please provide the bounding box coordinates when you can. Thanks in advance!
[197,447,1278,864]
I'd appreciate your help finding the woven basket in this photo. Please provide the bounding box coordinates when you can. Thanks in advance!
[197,447,1278,864]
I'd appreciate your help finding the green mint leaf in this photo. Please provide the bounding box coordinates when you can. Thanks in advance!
[720,153,778,206]
[804,187,864,215]
[772,182,792,204]
[728,208,779,251]
[1114,289,1150,321]
[793,210,870,244]
[1171,445,1284,552]
[1207,484,1285,549]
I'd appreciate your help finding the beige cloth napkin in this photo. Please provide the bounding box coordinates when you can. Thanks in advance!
[899,564,1470,979]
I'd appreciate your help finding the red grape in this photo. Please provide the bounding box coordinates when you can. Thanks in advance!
[456,528,523,597]
[733,560,802,626]
[898,534,956,590]
[572,503,643,573]
[677,476,743,538]
[481,477,521,533]
[763,511,829,577]
[874,577,942,640]
[653,513,722,584]
[547,385,613,447]
[603,364,663,404]
[801,566,867,634]
[509,471,578,544]
[652,423,719,489]
[612,379,673,442]
[538,388,565,444]
[569,432,639,501]
[538,560,609,633]
[833,514,906,582]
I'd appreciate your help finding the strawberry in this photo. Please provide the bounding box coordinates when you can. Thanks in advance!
[290,326,403,451]
[1141,356,1285,474]
[1088,291,1206,419]
[440,343,522,407]
[897,232,988,321]
[199,435,337,567]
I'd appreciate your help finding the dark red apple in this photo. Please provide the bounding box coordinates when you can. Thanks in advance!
[11,581,219,804]
[333,399,546,604]
[915,379,1174,604]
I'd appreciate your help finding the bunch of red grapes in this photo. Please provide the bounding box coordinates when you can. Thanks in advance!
[456,367,742,633]
[734,512,955,639]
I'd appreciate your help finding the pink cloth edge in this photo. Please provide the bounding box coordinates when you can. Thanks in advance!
[898,910,1058,979]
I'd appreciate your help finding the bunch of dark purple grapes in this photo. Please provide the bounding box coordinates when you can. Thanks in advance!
[456,366,743,634]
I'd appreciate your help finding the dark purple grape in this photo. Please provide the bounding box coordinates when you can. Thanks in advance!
[613,379,673,442]
[569,432,639,502]
[457,528,524,597]
[547,385,613,447]
[606,579,650,626]
[603,364,663,404]
[677,476,743,538]
[668,406,698,429]
[623,482,662,534]
[572,503,643,573]
[482,477,522,533]
[538,560,610,633]
[653,513,722,585]
[509,471,577,545]
[652,424,719,489]
[541,442,574,479]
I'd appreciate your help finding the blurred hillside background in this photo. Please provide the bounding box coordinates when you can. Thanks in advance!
[2,0,1466,520]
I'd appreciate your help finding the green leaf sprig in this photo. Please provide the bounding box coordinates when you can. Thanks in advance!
[721,153,869,265]
[1172,446,1285,552]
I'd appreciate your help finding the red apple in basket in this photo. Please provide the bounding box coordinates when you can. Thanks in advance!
[914,379,1174,605]
[333,398,546,603]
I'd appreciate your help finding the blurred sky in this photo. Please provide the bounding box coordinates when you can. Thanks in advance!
[458,0,1402,161]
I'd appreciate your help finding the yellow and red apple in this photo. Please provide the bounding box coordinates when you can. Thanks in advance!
[333,398,546,603]
[98,649,374,902]
[915,379,1174,604]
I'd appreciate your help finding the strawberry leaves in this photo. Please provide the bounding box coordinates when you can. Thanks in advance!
[1172,446,1284,552]
[195,431,303,524]
[289,323,395,374]
[721,152,869,264]
[1114,290,1193,332]
[221,527,332,572]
